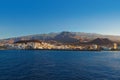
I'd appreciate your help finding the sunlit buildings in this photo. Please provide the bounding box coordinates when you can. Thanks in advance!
[113,43,118,50]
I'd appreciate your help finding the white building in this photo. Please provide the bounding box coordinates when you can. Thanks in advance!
[14,40,43,49]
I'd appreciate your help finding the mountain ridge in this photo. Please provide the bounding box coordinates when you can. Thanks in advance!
[0,31,120,44]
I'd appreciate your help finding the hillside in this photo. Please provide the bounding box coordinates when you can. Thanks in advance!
[89,38,114,45]
[0,31,120,44]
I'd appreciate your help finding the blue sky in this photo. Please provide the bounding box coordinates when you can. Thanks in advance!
[0,0,120,39]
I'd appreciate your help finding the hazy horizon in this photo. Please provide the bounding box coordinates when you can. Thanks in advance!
[0,0,120,38]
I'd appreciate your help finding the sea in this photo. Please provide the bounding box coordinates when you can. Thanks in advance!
[0,50,120,80]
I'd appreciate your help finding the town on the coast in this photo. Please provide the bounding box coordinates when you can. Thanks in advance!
[0,39,119,51]
[0,32,120,51]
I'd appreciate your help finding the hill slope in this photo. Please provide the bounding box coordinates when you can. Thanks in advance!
[0,31,120,44]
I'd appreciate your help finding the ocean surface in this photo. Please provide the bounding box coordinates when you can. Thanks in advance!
[0,50,120,80]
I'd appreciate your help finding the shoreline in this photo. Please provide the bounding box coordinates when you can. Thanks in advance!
[0,49,120,51]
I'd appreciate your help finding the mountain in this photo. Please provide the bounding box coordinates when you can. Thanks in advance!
[0,31,120,44]
[54,31,80,43]
[89,38,113,45]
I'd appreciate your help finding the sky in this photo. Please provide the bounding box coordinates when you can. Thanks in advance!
[0,0,120,39]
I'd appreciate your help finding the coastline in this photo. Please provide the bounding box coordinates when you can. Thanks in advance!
[0,49,120,51]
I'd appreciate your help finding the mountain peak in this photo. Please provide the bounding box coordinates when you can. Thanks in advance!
[59,31,75,37]
[90,38,113,45]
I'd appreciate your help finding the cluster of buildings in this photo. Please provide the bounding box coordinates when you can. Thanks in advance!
[4,40,53,50]
[2,40,96,50]
[1,40,120,51]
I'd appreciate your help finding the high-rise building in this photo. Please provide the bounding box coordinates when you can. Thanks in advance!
[113,43,117,50]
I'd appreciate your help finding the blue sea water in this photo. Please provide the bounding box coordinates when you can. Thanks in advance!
[0,50,120,80]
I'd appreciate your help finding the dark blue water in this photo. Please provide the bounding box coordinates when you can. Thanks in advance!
[0,50,120,80]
